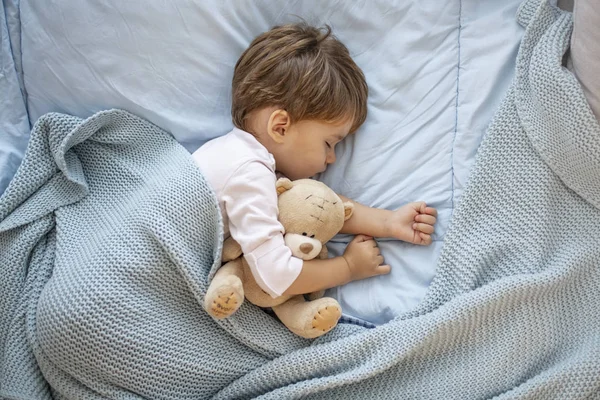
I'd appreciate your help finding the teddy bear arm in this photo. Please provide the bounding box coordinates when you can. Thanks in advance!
[318,245,328,259]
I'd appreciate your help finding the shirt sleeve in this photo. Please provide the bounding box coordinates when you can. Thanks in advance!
[222,160,303,298]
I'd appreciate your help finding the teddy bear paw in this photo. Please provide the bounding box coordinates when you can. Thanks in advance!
[311,304,342,334]
[209,292,242,319]
[204,278,244,319]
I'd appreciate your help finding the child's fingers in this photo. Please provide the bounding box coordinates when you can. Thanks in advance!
[416,202,427,213]
[425,206,438,217]
[415,214,436,225]
[419,232,433,245]
[414,203,437,217]
[375,264,391,275]
[353,234,373,242]
[413,223,434,234]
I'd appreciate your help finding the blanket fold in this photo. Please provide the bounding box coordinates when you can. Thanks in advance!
[515,4,600,208]
[1,0,600,399]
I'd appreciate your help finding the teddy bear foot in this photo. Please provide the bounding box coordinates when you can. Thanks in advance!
[311,304,342,334]
[274,296,342,339]
[204,276,244,319]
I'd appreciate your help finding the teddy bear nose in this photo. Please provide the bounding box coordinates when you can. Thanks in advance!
[300,243,314,254]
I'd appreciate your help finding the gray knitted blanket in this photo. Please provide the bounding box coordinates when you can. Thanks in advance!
[2,0,600,398]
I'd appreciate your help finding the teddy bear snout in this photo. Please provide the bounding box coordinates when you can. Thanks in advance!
[284,233,322,260]
[300,243,314,254]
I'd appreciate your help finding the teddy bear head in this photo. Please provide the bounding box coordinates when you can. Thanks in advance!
[276,178,354,260]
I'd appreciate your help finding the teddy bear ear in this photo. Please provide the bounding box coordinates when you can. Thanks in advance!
[343,201,354,221]
[276,177,294,196]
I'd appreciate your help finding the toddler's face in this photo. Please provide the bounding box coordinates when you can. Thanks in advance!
[275,118,352,180]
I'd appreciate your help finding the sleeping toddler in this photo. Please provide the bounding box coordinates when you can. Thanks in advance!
[192,23,438,313]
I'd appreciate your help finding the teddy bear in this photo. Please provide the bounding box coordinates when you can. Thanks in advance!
[203,177,354,339]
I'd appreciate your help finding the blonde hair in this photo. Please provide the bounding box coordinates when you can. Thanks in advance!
[231,23,368,133]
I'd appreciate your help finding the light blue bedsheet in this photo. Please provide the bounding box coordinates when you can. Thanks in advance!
[0,0,29,196]
[5,0,525,324]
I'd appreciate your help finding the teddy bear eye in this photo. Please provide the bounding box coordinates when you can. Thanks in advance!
[310,234,315,238]
[302,232,307,236]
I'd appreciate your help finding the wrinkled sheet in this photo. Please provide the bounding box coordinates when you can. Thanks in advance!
[15,0,524,324]
[0,0,29,196]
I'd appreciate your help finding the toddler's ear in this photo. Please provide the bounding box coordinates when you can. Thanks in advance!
[343,202,354,221]
[276,178,294,196]
[268,109,290,143]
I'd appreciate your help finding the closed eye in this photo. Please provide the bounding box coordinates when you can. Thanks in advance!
[325,142,331,149]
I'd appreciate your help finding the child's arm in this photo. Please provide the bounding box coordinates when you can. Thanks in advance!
[282,257,350,296]
[282,234,390,296]
[223,162,391,298]
[283,196,437,296]
[338,195,438,245]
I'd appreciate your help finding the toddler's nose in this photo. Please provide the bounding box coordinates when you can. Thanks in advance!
[300,243,314,254]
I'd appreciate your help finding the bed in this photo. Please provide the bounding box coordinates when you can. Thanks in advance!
[2,0,600,398]
[2,0,524,325]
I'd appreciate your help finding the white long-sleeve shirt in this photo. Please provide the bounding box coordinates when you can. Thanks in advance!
[192,128,303,297]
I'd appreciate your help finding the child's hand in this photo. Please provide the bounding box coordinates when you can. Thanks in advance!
[387,202,438,245]
[342,234,391,282]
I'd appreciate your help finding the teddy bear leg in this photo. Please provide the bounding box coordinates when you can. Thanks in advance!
[203,259,244,319]
[240,260,292,308]
[306,290,326,301]
[273,296,342,339]
[221,236,243,262]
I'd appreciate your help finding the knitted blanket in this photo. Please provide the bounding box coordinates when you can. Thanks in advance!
[2,0,600,398]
